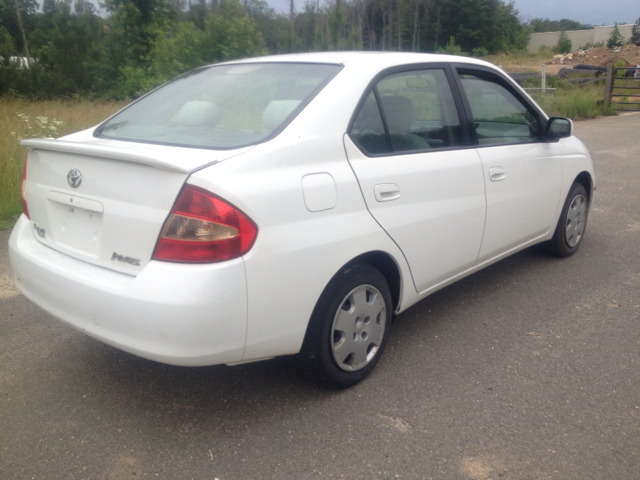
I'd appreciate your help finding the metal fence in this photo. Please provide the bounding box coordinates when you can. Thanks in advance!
[605,66,640,113]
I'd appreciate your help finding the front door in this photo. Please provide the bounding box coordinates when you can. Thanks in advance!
[456,68,563,261]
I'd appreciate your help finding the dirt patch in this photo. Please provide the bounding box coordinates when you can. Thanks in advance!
[460,456,505,480]
[106,455,144,480]
[550,45,640,69]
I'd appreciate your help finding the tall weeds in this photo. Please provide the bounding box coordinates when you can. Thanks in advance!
[533,85,616,119]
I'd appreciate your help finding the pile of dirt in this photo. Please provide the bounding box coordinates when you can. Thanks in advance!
[550,45,640,69]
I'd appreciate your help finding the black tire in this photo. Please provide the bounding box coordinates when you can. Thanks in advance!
[302,263,393,389]
[547,182,589,257]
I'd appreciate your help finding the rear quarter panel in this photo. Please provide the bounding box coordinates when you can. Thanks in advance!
[188,130,413,362]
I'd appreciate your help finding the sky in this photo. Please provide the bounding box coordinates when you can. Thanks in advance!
[509,0,638,26]
[266,0,640,26]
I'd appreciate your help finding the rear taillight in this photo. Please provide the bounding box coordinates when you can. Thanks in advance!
[21,158,30,219]
[152,185,257,263]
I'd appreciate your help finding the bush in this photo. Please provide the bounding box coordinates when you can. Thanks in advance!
[437,36,468,56]
[472,47,489,57]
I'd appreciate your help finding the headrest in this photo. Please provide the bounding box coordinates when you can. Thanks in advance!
[177,101,221,127]
[262,100,301,131]
[380,96,414,134]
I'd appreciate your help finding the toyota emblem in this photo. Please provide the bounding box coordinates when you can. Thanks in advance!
[67,169,82,188]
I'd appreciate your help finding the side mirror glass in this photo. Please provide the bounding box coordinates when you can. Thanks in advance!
[546,117,573,139]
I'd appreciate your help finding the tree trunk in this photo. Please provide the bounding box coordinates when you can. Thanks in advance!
[387,0,393,50]
[14,0,31,60]
[412,1,419,52]
[289,0,295,51]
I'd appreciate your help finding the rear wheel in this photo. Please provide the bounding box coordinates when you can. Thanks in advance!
[547,182,589,257]
[303,263,392,388]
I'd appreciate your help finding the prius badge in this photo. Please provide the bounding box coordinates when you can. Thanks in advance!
[67,169,82,188]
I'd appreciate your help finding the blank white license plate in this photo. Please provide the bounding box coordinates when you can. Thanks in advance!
[47,192,104,256]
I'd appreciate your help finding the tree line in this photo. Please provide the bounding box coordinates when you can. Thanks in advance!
[0,0,531,98]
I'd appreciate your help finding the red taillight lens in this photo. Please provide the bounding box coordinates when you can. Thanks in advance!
[152,185,257,263]
[21,158,30,219]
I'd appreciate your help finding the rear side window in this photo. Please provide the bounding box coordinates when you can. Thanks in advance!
[458,72,540,146]
[95,63,341,149]
[350,68,464,155]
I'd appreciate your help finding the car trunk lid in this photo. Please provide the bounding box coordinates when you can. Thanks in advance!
[21,137,252,275]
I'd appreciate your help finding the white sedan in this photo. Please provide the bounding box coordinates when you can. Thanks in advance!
[9,52,594,388]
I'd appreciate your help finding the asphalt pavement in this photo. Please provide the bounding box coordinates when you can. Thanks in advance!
[1,113,640,480]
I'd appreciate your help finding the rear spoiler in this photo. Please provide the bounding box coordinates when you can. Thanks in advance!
[20,138,237,174]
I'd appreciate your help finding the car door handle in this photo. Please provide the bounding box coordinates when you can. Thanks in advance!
[374,184,401,202]
[489,167,505,182]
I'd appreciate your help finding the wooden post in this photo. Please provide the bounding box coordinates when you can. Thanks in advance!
[604,65,615,108]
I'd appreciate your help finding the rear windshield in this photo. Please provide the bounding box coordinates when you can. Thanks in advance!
[95,62,342,149]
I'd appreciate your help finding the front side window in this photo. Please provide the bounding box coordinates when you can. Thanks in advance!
[95,63,341,150]
[350,68,464,155]
[458,71,540,146]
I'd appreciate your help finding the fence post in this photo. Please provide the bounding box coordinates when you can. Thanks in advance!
[604,65,614,108]
[541,64,546,93]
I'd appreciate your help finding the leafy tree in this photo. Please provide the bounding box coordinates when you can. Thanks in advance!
[117,0,266,97]
[528,18,592,33]
[631,17,640,44]
[553,30,572,54]
[36,0,107,95]
[42,0,57,15]
[102,0,177,70]
[607,22,624,48]
[0,0,541,99]
[435,0,526,54]
[0,0,38,55]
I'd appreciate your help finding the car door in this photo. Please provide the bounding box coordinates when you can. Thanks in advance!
[344,66,486,294]
[455,66,563,261]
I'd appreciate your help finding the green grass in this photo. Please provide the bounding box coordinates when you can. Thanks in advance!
[532,84,616,119]
[0,98,127,230]
[521,74,616,119]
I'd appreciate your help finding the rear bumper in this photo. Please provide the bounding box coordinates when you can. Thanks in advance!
[8,215,248,366]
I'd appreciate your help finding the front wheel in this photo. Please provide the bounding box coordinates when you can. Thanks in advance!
[302,263,392,389]
[547,182,589,257]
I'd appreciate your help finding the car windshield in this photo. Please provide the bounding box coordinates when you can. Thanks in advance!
[95,62,342,149]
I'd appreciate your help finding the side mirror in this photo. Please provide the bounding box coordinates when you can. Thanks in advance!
[545,117,573,140]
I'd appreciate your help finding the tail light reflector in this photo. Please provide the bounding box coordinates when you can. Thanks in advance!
[21,158,30,219]
[153,185,257,263]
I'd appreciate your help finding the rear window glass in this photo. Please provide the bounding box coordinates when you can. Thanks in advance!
[95,63,342,149]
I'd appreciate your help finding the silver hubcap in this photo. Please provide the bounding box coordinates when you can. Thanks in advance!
[565,193,587,247]
[331,284,386,372]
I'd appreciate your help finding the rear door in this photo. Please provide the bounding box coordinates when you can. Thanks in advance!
[344,66,486,294]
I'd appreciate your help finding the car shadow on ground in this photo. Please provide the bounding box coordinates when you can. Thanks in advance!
[38,241,576,431]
